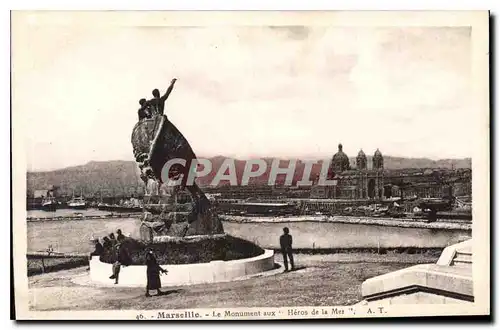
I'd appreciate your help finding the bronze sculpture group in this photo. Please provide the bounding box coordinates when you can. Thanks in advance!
[137,78,177,121]
[131,78,224,237]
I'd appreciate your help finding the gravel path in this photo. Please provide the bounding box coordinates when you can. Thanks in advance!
[28,253,439,311]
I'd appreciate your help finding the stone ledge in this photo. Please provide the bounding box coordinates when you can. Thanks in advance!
[152,233,227,243]
[362,263,473,302]
[89,249,275,287]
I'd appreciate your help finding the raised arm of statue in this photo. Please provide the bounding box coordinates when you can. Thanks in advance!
[160,78,177,102]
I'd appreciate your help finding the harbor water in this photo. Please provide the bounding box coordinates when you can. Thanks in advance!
[26,209,470,254]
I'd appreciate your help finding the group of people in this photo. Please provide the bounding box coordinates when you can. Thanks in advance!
[90,229,128,257]
[89,229,168,297]
[137,78,177,121]
[90,226,296,296]
[90,229,132,285]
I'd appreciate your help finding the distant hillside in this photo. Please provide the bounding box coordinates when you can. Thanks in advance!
[27,160,144,197]
[26,156,471,197]
[366,156,471,170]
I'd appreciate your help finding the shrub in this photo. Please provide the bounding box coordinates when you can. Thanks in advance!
[99,235,264,265]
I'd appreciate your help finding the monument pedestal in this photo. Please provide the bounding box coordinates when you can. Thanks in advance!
[132,114,224,238]
[139,200,224,241]
[359,239,473,305]
[89,249,275,287]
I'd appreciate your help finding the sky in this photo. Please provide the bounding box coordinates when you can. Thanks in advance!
[13,14,473,171]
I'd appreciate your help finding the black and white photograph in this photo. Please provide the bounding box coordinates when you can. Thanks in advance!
[11,10,490,319]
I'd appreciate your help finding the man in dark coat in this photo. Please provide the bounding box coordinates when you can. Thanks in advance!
[280,227,295,271]
[116,229,125,241]
[89,239,104,258]
[102,236,112,251]
[87,238,104,270]
[109,233,117,247]
[145,248,168,297]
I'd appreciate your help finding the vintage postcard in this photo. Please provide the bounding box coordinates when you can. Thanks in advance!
[11,10,490,320]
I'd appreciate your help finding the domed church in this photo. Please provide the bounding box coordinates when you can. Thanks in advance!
[329,144,351,173]
[310,143,471,202]
[315,143,385,199]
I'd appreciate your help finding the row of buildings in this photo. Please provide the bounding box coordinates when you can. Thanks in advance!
[28,144,472,205]
[310,144,472,200]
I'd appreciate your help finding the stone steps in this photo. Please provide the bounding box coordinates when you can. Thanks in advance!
[361,263,474,304]
[360,239,475,305]
[452,250,472,267]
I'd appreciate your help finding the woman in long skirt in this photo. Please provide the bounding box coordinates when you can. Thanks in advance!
[145,248,168,297]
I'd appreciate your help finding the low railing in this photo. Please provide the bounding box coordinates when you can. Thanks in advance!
[27,246,89,275]
[27,213,143,222]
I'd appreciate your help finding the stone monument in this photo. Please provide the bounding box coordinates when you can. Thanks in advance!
[131,114,224,240]
[87,100,276,288]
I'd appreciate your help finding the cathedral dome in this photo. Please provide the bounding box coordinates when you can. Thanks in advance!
[356,149,367,170]
[330,143,350,173]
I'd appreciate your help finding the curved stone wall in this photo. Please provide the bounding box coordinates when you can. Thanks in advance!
[89,249,275,287]
[223,221,470,249]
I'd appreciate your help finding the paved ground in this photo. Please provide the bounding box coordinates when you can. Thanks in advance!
[28,253,438,311]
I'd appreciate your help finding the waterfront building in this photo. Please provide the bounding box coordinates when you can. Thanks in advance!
[310,143,472,201]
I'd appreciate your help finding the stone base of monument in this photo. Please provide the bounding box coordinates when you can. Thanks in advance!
[140,199,224,239]
[358,239,473,305]
[89,234,276,287]
[89,249,275,287]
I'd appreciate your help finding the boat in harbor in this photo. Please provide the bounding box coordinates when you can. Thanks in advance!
[41,197,59,212]
[97,197,143,212]
[97,203,142,212]
[101,204,142,212]
[67,196,88,210]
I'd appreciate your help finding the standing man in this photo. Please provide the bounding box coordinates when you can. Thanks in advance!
[280,227,295,271]
[149,78,177,115]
